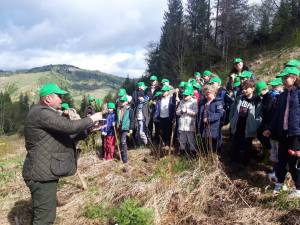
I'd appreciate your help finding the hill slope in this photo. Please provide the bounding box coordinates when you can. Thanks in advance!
[0,64,124,105]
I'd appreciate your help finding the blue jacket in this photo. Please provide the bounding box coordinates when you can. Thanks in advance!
[102,112,116,136]
[198,97,224,139]
[153,95,176,121]
[269,87,300,137]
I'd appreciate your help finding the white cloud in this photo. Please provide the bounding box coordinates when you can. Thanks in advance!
[0,0,168,77]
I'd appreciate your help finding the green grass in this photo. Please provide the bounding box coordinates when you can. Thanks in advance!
[276,191,300,210]
[82,198,154,225]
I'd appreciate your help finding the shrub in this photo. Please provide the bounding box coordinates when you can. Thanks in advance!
[276,191,299,210]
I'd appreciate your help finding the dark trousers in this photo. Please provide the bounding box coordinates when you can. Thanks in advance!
[154,121,160,145]
[25,180,58,225]
[159,117,172,146]
[231,132,253,164]
[120,131,128,163]
[276,135,300,189]
[178,131,197,156]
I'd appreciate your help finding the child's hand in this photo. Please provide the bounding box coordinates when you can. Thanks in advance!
[263,130,271,137]
[182,107,187,113]
[112,122,116,127]
[203,118,208,124]
[127,130,133,137]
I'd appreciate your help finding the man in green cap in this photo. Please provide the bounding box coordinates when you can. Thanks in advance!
[84,95,97,117]
[22,83,103,225]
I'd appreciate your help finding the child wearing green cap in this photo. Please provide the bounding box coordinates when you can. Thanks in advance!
[134,92,150,146]
[264,67,300,197]
[101,102,117,161]
[229,79,262,164]
[153,85,176,147]
[176,87,198,157]
[198,85,224,153]
[117,96,134,163]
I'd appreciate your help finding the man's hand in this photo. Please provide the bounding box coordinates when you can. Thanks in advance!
[263,130,271,138]
[90,112,102,123]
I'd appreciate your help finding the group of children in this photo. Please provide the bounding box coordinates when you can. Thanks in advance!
[69,57,300,197]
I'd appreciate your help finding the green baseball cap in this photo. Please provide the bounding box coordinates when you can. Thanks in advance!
[137,81,147,88]
[179,81,186,88]
[234,58,243,63]
[161,85,170,92]
[161,78,169,84]
[88,96,95,102]
[183,88,193,96]
[39,83,68,97]
[208,76,222,84]
[268,77,283,86]
[118,88,127,97]
[154,91,162,97]
[239,70,253,78]
[193,83,201,90]
[278,67,300,77]
[61,102,70,110]
[233,77,241,87]
[150,75,158,81]
[203,70,212,76]
[285,59,300,67]
[184,82,193,90]
[188,78,197,84]
[194,71,201,77]
[255,81,268,96]
[107,102,116,109]
[119,95,128,102]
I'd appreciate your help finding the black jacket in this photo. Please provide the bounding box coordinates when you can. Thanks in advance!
[22,104,93,182]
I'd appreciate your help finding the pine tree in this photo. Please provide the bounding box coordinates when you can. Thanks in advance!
[159,0,186,83]
[146,42,161,77]
[186,0,212,72]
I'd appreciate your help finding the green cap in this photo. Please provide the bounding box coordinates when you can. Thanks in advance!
[161,85,170,92]
[255,81,268,96]
[194,71,201,77]
[183,88,193,96]
[150,75,158,81]
[208,76,222,84]
[239,70,253,78]
[179,81,186,88]
[118,88,126,97]
[203,70,212,76]
[268,77,283,86]
[137,81,147,88]
[188,78,197,84]
[286,59,300,67]
[88,96,95,102]
[154,91,162,97]
[278,67,300,77]
[39,83,68,97]
[61,103,70,110]
[193,83,201,90]
[233,77,241,87]
[119,95,128,102]
[107,102,116,109]
[161,78,169,84]
[234,58,243,63]
[184,82,193,90]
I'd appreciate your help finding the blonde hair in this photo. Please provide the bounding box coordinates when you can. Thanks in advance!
[202,84,218,94]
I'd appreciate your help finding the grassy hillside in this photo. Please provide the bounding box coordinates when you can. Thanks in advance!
[0,65,124,106]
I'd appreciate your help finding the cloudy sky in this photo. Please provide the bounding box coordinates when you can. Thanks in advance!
[0,0,259,77]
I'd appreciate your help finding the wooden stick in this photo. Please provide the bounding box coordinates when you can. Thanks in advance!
[113,125,122,161]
